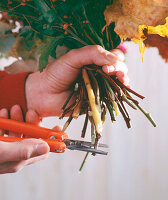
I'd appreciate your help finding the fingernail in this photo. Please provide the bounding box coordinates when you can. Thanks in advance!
[105,53,117,64]
[112,50,121,56]
[0,108,8,116]
[107,65,115,73]
[36,143,49,155]
[111,50,125,61]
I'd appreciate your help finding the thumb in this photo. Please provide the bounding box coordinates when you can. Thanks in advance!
[44,45,119,92]
[0,139,49,163]
[58,45,120,68]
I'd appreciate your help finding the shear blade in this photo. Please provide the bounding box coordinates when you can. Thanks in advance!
[81,141,108,148]
[67,146,108,155]
[64,139,108,148]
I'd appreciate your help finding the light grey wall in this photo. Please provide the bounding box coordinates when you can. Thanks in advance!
[0,42,168,200]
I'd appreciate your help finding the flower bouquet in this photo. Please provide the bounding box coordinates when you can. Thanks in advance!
[0,0,167,163]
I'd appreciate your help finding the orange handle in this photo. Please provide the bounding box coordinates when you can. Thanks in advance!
[0,136,66,153]
[0,118,68,140]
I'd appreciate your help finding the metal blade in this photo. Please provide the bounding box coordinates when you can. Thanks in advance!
[67,146,108,155]
[64,139,108,148]
[81,141,108,148]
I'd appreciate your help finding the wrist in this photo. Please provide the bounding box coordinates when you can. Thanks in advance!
[25,71,44,116]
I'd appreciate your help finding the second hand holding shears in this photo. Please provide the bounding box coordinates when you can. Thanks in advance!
[0,117,108,155]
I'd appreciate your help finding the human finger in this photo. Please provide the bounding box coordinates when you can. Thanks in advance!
[26,109,41,125]
[24,110,41,138]
[110,49,125,62]
[0,108,8,136]
[116,71,130,86]
[9,105,24,137]
[52,125,63,132]
[0,153,49,174]
[26,153,50,166]
[0,139,49,163]
[45,45,124,92]
[59,45,122,68]
[102,61,128,76]
[102,61,129,86]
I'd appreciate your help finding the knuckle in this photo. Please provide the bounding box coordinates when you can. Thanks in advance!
[67,48,77,56]
[19,148,32,160]
[111,49,125,61]
[89,45,106,61]
[91,45,104,53]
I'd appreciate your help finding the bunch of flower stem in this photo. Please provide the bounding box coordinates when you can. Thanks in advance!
[61,65,156,144]
[60,65,156,171]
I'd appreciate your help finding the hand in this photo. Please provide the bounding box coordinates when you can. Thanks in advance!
[0,105,41,137]
[25,45,129,117]
[0,105,49,174]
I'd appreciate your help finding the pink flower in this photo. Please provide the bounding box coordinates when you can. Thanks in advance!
[116,43,127,53]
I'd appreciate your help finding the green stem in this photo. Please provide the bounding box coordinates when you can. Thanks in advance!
[67,29,88,46]
[121,91,137,110]
[81,113,89,138]
[135,103,157,127]
[126,92,156,127]
[62,89,75,110]
[104,98,116,122]
[117,102,131,128]
[103,77,115,101]
[82,5,104,47]
[62,114,73,132]
[79,152,89,172]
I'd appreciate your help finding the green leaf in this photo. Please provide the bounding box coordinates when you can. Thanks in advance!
[34,0,50,13]
[20,26,32,37]
[38,36,64,72]
[43,9,57,24]
[0,35,15,54]
[34,0,59,25]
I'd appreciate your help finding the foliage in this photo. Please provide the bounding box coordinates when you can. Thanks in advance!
[0,0,120,68]
[104,0,168,61]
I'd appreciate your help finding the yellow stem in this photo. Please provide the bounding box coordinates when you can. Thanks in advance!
[82,69,102,134]
[112,100,120,116]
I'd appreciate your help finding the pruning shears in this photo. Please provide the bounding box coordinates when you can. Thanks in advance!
[0,117,108,155]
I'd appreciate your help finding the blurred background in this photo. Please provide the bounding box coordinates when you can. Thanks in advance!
[0,42,168,200]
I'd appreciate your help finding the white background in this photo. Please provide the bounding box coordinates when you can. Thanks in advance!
[0,42,168,200]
